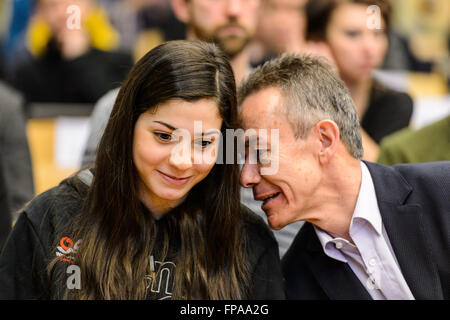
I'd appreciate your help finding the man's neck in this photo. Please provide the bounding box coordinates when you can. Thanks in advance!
[305,158,362,243]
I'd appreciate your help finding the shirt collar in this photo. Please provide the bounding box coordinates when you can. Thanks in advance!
[350,161,383,236]
[314,226,348,263]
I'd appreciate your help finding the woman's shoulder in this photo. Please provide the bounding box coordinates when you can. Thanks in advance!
[21,172,89,237]
[370,81,413,110]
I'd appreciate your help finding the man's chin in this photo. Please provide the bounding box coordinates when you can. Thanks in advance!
[266,214,287,231]
[216,36,249,58]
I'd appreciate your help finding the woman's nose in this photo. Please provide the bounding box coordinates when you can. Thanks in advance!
[169,139,193,171]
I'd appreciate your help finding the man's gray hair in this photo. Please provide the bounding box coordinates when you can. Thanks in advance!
[238,54,363,159]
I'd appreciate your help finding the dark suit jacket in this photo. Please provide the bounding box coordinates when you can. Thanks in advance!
[282,161,450,300]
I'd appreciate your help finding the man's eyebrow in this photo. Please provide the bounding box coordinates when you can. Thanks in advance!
[153,121,177,131]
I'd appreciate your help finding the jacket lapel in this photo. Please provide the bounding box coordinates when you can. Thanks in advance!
[303,223,372,300]
[364,162,443,299]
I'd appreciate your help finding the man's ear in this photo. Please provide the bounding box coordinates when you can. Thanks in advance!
[315,120,340,165]
[171,0,191,24]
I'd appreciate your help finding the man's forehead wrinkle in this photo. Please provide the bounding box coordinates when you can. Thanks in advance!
[243,108,285,132]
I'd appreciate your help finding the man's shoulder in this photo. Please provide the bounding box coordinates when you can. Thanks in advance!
[391,161,450,175]
[365,161,450,209]
[366,161,450,182]
[392,161,450,192]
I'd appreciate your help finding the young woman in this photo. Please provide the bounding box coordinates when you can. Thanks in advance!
[0,40,285,300]
[305,0,413,161]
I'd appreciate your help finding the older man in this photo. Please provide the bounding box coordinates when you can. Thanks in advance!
[238,54,449,299]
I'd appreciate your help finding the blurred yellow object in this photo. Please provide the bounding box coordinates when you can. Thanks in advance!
[27,119,77,195]
[85,8,120,51]
[27,18,52,57]
[408,72,448,99]
[26,7,120,58]
[133,29,164,62]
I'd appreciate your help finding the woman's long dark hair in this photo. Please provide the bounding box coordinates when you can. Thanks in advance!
[53,41,250,299]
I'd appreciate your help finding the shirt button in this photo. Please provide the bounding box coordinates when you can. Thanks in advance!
[369,258,376,266]
[335,242,343,249]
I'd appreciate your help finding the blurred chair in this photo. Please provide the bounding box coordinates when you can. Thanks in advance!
[26,102,93,195]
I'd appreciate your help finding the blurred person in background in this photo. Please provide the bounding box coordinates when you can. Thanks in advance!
[383,0,448,74]
[251,0,307,67]
[99,0,185,61]
[4,0,133,105]
[1,0,34,67]
[171,0,262,84]
[305,0,413,161]
[0,0,14,81]
[377,114,450,165]
[0,81,35,251]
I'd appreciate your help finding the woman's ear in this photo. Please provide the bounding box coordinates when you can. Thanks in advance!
[316,120,340,165]
[170,0,191,24]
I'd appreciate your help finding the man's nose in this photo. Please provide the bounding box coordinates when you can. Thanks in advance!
[226,0,243,17]
[240,162,261,188]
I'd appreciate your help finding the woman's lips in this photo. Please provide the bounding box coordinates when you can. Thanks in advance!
[157,170,191,187]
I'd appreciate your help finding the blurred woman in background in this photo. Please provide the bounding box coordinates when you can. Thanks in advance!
[305,0,413,161]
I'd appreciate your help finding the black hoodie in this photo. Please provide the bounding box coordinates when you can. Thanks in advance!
[0,171,286,300]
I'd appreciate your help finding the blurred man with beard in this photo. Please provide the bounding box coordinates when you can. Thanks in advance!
[171,0,260,83]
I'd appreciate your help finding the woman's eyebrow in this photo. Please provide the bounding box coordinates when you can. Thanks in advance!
[153,121,220,136]
[202,130,221,136]
[153,120,177,131]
